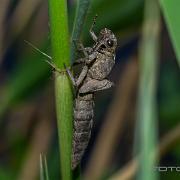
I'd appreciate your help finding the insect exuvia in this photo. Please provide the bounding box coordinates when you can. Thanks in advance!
[25,16,117,170]
[66,16,117,169]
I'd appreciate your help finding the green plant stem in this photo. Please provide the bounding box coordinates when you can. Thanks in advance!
[48,0,73,180]
[48,0,70,68]
[55,75,73,180]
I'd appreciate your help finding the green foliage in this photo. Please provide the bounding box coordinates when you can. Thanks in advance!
[159,62,180,127]
[160,0,180,66]
[0,168,14,180]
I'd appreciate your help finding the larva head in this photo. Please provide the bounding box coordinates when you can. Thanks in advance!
[96,28,117,54]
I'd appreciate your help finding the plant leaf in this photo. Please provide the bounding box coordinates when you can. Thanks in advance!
[160,0,180,66]
[134,0,160,179]
[40,154,50,180]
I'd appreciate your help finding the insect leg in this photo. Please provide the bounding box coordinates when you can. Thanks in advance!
[64,64,88,87]
[79,79,114,93]
[89,15,98,42]
[75,65,88,87]
[64,64,76,86]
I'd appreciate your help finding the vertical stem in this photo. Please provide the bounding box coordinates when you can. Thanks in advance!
[55,75,73,180]
[49,0,70,68]
[135,0,160,180]
[48,0,73,180]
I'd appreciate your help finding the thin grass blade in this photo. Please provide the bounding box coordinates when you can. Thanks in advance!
[134,0,160,180]
[40,154,50,180]
[160,0,180,66]
[70,0,91,63]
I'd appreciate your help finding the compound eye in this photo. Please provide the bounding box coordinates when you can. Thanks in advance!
[107,39,114,47]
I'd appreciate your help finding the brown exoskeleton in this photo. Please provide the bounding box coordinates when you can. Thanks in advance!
[25,17,117,170]
[66,17,117,169]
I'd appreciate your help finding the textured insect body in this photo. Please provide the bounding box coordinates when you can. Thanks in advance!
[72,93,94,169]
[66,24,117,169]
[24,18,117,170]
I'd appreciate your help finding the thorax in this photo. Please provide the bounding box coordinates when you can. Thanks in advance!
[88,52,115,80]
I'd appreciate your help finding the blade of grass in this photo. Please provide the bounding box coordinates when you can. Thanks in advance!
[48,0,73,180]
[70,0,91,63]
[40,154,44,180]
[44,156,50,180]
[40,154,50,180]
[134,0,160,180]
[160,0,180,66]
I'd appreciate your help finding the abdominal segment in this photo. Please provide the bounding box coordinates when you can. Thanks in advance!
[72,94,94,169]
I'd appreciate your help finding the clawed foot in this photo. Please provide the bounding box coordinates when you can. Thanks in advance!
[64,63,77,86]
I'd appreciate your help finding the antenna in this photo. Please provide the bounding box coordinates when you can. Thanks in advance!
[24,40,52,60]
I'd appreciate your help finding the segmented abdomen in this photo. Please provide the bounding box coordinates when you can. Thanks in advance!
[72,93,94,169]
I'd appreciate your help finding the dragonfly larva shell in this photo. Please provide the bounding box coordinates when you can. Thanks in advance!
[70,27,117,169]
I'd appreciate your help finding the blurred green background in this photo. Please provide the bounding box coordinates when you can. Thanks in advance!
[0,0,179,180]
